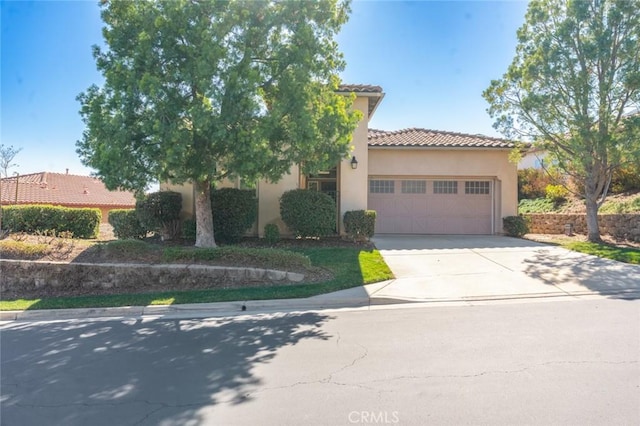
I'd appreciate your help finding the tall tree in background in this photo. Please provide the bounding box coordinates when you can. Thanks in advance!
[78,0,360,247]
[484,0,640,242]
[0,145,22,178]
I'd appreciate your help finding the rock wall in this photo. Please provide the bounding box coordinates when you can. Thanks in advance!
[523,214,640,241]
[0,260,305,299]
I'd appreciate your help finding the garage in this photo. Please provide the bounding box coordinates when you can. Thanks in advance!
[368,178,493,234]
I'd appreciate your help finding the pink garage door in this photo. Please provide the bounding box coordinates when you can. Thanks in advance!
[368,179,493,234]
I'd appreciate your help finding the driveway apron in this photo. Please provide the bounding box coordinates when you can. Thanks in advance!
[370,235,640,302]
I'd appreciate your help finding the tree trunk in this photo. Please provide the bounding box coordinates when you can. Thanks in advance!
[194,179,217,248]
[584,197,602,243]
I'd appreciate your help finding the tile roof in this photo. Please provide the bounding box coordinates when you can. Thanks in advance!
[368,128,516,149]
[337,84,384,93]
[0,172,136,207]
[337,84,384,118]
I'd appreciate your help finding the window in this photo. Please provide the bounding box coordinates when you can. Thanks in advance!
[465,181,490,195]
[369,180,395,194]
[433,181,458,194]
[401,180,426,194]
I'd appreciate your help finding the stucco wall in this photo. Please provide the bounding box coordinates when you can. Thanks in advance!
[368,148,518,233]
[257,166,300,237]
[339,96,370,232]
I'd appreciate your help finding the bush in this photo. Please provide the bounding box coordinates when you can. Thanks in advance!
[280,189,336,238]
[517,168,568,201]
[545,184,569,203]
[343,210,376,241]
[610,164,640,194]
[211,188,257,244]
[503,216,529,237]
[108,209,148,239]
[136,191,182,239]
[264,223,280,245]
[1,205,100,238]
[182,219,196,240]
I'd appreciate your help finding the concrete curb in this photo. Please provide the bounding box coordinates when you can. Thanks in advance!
[0,296,371,322]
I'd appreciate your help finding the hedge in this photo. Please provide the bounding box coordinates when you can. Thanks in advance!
[108,209,148,240]
[136,191,182,238]
[344,210,376,241]
[211,188,257,244]
[503,215,530,237]
[280,189,336,238]
[1,205,101,238]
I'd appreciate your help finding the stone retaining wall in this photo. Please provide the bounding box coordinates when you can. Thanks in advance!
[523,214,640,241]
[0,260,305,299]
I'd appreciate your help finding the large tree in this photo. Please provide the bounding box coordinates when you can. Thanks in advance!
[77,0,360,247]
[484,0,640,242]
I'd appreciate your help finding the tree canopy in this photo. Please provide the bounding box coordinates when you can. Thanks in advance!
[484,0,640,242]
[77,0,360,247]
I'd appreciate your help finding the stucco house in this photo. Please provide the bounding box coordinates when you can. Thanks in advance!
[163,85,518,236]
[0,172,136,223]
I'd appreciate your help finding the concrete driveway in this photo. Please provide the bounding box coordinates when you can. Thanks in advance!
[370,235,640,303]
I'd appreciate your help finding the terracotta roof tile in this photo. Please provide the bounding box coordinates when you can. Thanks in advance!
[368,128,515,149]
[0,172,136,207]
[337,84,384,93]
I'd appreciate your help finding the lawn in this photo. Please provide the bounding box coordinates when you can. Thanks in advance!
[561,241,640,265]
[0,247,394,311]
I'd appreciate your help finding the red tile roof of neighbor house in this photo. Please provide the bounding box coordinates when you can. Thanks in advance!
[0,172,136,207]
[368,128,516,149]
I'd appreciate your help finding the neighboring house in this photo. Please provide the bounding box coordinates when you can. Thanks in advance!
[162,84,518,236]
[0,172,136,222]
[518,146,548,170]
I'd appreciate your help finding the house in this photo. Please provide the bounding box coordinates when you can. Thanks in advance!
[518,146,548,170]
[0,172,136,222]
[162,85,518,235]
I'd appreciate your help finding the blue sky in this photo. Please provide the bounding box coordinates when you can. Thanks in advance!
[1,0,529,177]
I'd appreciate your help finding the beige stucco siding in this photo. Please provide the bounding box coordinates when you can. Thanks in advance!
[257,166,300,236]
[338,96,370,231]
[368,148,518,233]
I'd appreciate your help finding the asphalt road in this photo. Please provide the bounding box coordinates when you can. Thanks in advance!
[2,298,639,426]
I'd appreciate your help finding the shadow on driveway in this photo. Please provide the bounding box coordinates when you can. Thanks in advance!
[521,249,640,300]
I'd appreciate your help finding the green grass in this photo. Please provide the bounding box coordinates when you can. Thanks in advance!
[0,240,50,259]
[0,247,394,311]
[162,246,311,269]
[561,241,640,265]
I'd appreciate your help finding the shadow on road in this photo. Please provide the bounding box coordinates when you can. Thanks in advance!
[1,312,333,425]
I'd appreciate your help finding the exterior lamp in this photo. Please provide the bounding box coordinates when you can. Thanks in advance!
[350,156,358,170]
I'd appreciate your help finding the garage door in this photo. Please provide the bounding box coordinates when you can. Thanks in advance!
[368,178,493,234]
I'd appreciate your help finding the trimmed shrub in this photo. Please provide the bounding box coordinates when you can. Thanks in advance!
[503,215,529,237]
[264,223,280,245]
[182,219,196,240]
[280,189,336,238]
[108,209,148,240]
[136,191,182,239]
[211,188,257,244]
[545,184,569,203]
[343,210,376,241]
[1,205,100,238]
